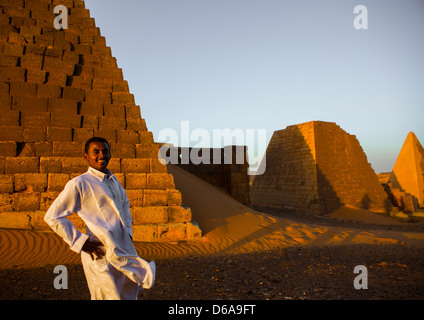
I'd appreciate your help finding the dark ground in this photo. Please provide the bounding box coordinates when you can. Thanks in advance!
[0,244,423,301]
[1,207,423,301]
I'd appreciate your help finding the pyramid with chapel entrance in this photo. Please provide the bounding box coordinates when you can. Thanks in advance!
[0,0,201,242]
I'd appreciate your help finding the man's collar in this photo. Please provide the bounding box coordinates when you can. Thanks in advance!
[87,167,113,182]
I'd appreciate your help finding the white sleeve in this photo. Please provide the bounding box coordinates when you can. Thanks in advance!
[44,180,89,253]
[120,184,133,238]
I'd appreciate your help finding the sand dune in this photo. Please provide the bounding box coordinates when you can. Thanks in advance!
[0,164,423,269]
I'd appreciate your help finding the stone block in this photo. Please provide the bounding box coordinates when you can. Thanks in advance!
[0,66,25,82]
[73,128,94,142]
[125,105,141,119]
[0,157,4,174]
[43,56,74,74]
[167,189,182,206]
[70,76,92,90]
[39,192,60,211]
[37,84,62,99]
[158,223,187,242]
[35,142,53,157]
[138,131,154,144]
[92,78,112,91]
[147,173,175,190]
[0,125,23,142]
[143,190,167,206]
[85,89,110,103]
[26,69,47,83]
[10,82,37,97]
[150,158,168,173]
[0,194,14,211]
[121,159,150,173]
[126,118,147,131]
[110,142,135,159]
[11,95,48,112]
[40,157,62,173]
[52,141,84,157]
[14,173,48,192]
[81,115,99,129]
[0,212,32,229]
[0,55,19,67]
[5,157,39,174]
[132,206,168,225]
[0,82,9,96]
[107,158,121,173]
[125,173,147,190]
[132,224,158,242]
[136,143,159,159]
[114,173,125,188]
[168,205,192,223]
[112,80,129,93]
[47,173,70,192]
[50,113,82,128]
[186,221,202,240]
[0,142,17,157]
[112,92,135,105]
[0,95,12,112]
[62,86,86,101]
[80,102,103,116]
[47,127,73,142]
[32,211,50,230]
[2,43,24,57]
[21,53,46,74]
[98,116,126,129]
[116,129,139,144]
[104,103,125,118]
[20,111,51,127]
[49,99,79,115]
[13,192,40,211]
[61,157,88,173]
[126,189,143,207]
[94,129,116,143]
[46,72,67,86]
[0,174,14,193]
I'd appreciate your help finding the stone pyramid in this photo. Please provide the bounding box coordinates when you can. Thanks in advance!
[251,121,392,215]
[0,0,201,241]
[389,132,424,208]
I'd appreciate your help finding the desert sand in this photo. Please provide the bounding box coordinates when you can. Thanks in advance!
[1,164,423,270]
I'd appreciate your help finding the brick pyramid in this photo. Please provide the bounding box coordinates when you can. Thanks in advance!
[251,121,392,215]
[0,0,201,242]
[389,132,424,208]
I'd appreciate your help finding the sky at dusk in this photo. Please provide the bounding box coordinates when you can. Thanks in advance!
[84,0,424,174]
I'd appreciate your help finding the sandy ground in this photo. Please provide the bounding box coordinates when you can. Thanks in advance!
[0,164,423,301]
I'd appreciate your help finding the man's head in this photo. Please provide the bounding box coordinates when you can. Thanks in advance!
[84,137,111,173]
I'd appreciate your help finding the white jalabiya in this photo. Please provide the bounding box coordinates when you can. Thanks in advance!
[44,167,155,300]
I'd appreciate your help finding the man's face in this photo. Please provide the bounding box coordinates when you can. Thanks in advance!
[84,141,111,173]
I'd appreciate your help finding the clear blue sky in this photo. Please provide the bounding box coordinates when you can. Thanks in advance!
[84,0,424,173]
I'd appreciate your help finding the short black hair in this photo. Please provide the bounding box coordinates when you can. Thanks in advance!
[84,137,110,154]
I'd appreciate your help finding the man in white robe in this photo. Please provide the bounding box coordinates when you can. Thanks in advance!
[44,137,155,300]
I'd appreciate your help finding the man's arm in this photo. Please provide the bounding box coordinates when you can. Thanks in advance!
[44,180,89,254]
[118,182,134,239]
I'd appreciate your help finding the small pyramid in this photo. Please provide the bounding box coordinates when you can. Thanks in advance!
[251,121,392,215]
[389,132,424,208]
[0,0,201,241]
